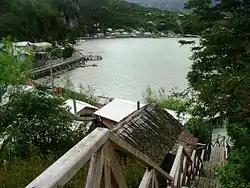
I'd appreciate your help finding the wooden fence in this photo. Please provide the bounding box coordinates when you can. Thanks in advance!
[26,128,207,188]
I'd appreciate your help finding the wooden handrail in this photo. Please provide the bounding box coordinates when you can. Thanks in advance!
[26,128,175,188]
[109,133,174,182]
[169,144,207,188]
[26,128,110,188]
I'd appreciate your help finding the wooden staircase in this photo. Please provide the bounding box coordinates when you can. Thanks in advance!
[192,136,227,188]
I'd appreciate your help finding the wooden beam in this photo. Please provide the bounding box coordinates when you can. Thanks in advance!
[109,149,128,188]
[139,169,153,188]
[104,142,111,188]
[109,133,174,182]
[26,128,110,188]
[85,145,105,188]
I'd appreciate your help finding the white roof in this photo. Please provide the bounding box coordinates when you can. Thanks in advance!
[165,109,191,125]
[64,99,98,114]
[94,98,145,123]
[14,41,31,47]
[32,42,52,47]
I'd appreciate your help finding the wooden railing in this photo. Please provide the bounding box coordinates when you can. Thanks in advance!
[168,144,207,188]
[211,135,227,147]
[26,128,175,188]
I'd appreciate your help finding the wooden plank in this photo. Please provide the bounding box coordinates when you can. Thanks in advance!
[26,128,110,188]
[109,133,174,182]
[85,147,105,188]
[139,169,153,188]
[109,149,128,188]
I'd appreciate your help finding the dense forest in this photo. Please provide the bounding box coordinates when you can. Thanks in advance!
[0,0,202,43]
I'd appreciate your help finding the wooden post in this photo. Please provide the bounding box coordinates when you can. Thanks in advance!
[26,128,110,188]
[85,146,105,188]
[139,169,153,188]
[104,141,111,188]
[109,149,128,188]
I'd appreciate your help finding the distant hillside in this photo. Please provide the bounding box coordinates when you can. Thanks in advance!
[126,0,187,11]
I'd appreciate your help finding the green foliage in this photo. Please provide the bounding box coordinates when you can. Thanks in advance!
[186,0,250,186]
[62,75,98,105]
[0,90,87,158]
[0,153,57,188]
[143,86,189,112]
[186,118,212,144]
[0,38,32,86]
[0,0,201,42]
[62,46,74,59]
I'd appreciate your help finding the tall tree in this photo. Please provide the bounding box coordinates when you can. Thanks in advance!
[186,0,250,187]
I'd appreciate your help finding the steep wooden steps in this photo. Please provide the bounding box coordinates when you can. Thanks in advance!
[191,146,225,188]
[192,177,221,188]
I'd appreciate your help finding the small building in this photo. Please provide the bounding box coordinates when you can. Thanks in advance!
[64,99,98,117]
[14,41,32,48]
[31,42,52,51]
[94,98,145,128]
[113,104,183,164]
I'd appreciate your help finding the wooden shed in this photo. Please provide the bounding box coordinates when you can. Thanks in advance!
[64,99,98,117]
[112,103,182,164]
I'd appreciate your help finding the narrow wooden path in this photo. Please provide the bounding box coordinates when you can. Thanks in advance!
[192,136,227,188]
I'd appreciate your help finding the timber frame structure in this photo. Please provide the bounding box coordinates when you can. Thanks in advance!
[26,128,207,188]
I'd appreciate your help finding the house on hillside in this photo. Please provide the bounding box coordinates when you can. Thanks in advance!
[94,97,191,128]
[94,98,145,128]
[64,99,98,117]
[31,42,52,51]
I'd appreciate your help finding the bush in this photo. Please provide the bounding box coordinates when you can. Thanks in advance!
[185,118,213,144]
[0,153,57,188]
[143,86,189,112]
[63,46,74,59]
[0,90,87,158]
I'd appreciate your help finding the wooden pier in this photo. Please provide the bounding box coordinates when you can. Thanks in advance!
[32,54,102,78]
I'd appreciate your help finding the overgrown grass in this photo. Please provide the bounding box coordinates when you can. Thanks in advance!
[143,86,189,112]
[0,154,57,187]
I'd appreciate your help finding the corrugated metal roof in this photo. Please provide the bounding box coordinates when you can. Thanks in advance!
[94,98,146,122]
[165,109,191,125]
[64,99,98,114]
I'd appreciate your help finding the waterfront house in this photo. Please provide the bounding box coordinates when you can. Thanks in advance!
[64,99,98,117]
[94,98,146,128]
[94,97,191,128]
[31,42,52,51]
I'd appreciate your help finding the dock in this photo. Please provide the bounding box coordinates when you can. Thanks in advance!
[32,54,102,78]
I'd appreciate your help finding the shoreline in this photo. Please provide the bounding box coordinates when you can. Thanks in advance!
[78,35,200,41]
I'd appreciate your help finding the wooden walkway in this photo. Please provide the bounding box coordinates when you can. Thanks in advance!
[192,136,227,188]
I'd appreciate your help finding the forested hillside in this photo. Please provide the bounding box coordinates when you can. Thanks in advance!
[0,0,200,43]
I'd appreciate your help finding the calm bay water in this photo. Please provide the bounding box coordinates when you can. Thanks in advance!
[55,38,197,101]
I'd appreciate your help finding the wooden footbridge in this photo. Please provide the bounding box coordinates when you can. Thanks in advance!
[26,105,228,188]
